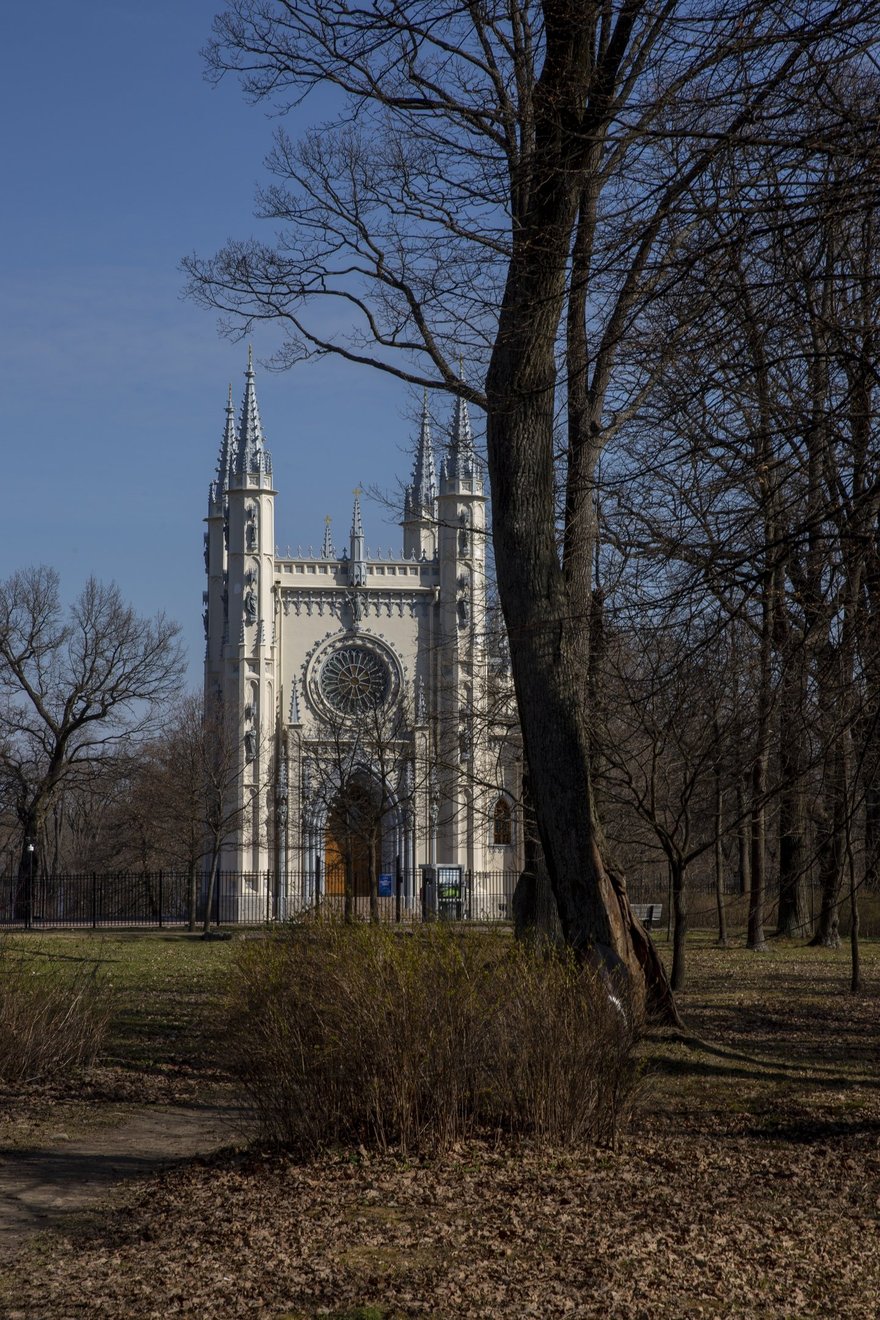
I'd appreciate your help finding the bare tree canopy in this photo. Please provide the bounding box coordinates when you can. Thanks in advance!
[0,567,183,880]
[185,0,880,1018]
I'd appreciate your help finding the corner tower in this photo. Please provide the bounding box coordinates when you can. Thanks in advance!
[436,387,489,869]
[205,349,277,884]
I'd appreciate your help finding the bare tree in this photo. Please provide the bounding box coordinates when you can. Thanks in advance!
[0,567,183,913]
[185,0,880,1018]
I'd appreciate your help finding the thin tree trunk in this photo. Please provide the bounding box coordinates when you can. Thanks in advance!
[776,683,809,938]
[669,856,688,992]
[202,849,221,935]
[737,775,751,897]
[777,774,808,938]
[748,774,768,952]
[188,862,198,932]
[344,851,354,924]
[864,778,880,893]
[811,748,844,948]
[369,832,379,924]
[714,780,728,947]
[848,834,861,993]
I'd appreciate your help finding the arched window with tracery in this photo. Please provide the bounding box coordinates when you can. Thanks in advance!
[492,796,513,847]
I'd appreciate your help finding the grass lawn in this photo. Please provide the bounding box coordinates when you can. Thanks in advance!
[1,931,879,1318]
[0,930,237,1146]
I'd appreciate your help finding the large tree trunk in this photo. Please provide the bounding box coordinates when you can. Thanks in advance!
[486,452,676,1020]
[483,15,678,1024]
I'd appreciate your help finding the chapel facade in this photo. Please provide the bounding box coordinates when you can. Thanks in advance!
[203,353,522,917]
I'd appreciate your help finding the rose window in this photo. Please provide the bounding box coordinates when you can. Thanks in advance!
[320,646,390,713]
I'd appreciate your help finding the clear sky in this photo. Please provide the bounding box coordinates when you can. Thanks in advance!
[1,2,425,686]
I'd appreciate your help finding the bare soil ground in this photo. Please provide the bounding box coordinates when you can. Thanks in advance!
[1,935,878,1319]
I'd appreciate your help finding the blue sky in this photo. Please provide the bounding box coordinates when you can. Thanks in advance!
[1,2,424,686]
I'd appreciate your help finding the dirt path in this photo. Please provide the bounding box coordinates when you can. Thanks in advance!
[0,1095,248,1263]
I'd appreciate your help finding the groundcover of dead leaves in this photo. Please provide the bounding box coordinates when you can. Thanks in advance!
[2,942,879,1319]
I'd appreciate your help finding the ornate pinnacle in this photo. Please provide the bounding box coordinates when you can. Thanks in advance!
[213,383,237,498]
[235,348,270,478]
[322,515,334,559]
[350,487,367,586]
[351,487,364,536]
[289,680,302,725]
[406,393,436,518]
[448,391,475,478]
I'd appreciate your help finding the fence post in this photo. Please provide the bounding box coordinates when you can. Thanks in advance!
[395,853,402,924]
[158,870,164,929]
[214,870,220,927]
[315,856,322,913]
[91,872,98,929]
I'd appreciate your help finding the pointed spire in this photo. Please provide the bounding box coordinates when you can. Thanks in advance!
[407,392,436,517]
[215,383,237,493]
[235,346,271,478]
[445,390,476,483]
[322,515,335,559]
[350,487,367,586]
[351,487,364,538]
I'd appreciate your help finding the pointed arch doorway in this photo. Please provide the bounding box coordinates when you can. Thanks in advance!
[323,776,385,899]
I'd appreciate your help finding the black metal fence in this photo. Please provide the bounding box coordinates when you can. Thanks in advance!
[0,868,522,930]
[7,868,862,935]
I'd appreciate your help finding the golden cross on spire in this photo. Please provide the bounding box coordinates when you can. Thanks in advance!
[353,486,362,498]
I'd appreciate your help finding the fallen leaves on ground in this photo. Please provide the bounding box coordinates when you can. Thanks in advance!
[1,939,878,1319]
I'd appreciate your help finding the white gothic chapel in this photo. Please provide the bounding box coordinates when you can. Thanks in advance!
[204,352,522,917]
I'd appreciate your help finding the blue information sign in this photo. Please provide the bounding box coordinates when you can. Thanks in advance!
[378,873,394,897]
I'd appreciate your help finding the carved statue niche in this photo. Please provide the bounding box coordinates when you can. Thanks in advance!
[244,729,256,760]
[245,589,257,625]
[458,509,471,557]
[457,569,471,629]
[345,587,364,630]
[246,504,259,550]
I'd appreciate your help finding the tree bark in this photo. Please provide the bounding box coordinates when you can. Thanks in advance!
[777,772,809,938]
[714,778,729,947]
[811,747,845,948]
[484,14,678,1023]
[669,856,688,993]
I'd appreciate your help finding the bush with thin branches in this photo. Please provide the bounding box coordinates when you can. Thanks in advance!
[0,942,109,1085]
[226,922,640,1153]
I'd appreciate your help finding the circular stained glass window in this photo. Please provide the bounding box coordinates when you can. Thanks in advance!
[320,645,390,713]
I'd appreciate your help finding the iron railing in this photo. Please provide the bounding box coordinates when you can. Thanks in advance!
[0,868,523,930]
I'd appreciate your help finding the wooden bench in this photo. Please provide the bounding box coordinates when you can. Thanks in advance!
[632,902,663,930]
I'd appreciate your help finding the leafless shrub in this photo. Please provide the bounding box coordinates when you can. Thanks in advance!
[0,941,110,1085]
[226,922,640,1154]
